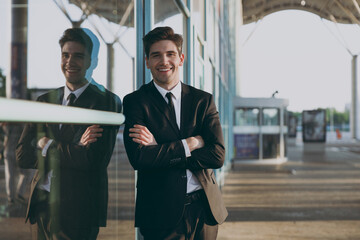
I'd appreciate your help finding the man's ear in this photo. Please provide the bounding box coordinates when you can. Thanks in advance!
[179,53,185,66]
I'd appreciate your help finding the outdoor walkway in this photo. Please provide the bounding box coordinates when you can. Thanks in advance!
[218,137,360,239]
[1,134,360,239]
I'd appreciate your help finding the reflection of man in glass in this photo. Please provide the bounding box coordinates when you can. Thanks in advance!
[16,28,121,239]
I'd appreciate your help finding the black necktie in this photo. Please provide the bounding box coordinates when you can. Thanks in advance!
[67,93,76,106]
[166,92,177,125]
[61,93,76,132]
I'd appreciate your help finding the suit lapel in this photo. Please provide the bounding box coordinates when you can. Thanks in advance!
[180,83,193,137]
[72,83,95,109]
[147,81,181,137]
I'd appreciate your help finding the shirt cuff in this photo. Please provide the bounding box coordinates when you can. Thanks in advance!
[41,139,54,157]
[181,139,191,157]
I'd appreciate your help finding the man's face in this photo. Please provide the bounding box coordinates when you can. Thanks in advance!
[61,41,90,90]
[146,40,184,90]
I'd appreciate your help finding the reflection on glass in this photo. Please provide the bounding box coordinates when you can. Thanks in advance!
[207,2,215,60]
[0,68,5,97]
[1,1,136,238]
[263,134,280,159]
[195,57,204,89]
[154,0,184,34]
[234,108,259,126]
[193,0,205,39]
[263,108,279,126]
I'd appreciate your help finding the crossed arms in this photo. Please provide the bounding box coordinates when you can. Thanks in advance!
[122,93,225,171]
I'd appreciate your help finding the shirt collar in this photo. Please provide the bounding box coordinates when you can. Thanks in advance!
[64,81,90,101]
[153,80,182,101]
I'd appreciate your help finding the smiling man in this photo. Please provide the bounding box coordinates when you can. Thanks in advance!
[123,26,228,240]
[16,28,121,240]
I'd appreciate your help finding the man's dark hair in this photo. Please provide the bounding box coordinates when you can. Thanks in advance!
[59,28,93,56]
[143,26,183,58]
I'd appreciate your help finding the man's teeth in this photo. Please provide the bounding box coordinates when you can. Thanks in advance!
[159,69,170,72]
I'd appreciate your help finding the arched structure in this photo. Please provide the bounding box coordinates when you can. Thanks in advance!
[243,0,360,25]
[68,0,360,26]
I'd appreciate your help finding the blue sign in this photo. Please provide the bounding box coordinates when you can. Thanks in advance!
[234,134,259,159]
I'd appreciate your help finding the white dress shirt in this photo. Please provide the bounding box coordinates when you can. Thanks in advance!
[153,81,202,194]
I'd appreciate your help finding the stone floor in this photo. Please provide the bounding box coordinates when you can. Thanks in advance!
[1,136,360,239]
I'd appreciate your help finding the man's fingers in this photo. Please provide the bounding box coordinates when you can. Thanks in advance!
[129,128,150,139]
[129,133,149,142]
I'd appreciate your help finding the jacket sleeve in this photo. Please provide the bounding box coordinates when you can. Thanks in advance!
[16,122,44,169]
[17,94,122,172]
[47,95,122,171]
[123,94,187,171]
[186,95,225,171]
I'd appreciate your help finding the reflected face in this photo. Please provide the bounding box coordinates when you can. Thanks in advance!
[61,41,90,90]
[146,40,184,90]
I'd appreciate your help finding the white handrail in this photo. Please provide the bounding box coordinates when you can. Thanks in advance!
[0,97,124,125]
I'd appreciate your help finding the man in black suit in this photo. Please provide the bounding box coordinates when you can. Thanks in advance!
[123,26,227,240]
[16,28,121,240]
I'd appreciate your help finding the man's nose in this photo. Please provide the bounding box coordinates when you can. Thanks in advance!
[67,55,75,64]
[159,54,169,64]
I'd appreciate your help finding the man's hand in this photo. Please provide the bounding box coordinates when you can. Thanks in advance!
[186,135,204,152]
[79,125,103,146]
[129,124,157,146]
[38,137,50,150]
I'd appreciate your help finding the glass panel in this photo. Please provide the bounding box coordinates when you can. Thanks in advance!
[195,57,204,89]
[196,37,204,58]
[263,108,279,126]
[154,0,184,34]
[263,134,280,159]
[204,60,213,94]
[207,2,215,60]
[0,1,135,239]
[192,0,205,39]
[284,134,288,157]
[0,69,5,97]
[234,108,259,126]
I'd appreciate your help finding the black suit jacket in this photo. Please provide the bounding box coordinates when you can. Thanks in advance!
[16,82,121,228]
[123,81,228,229]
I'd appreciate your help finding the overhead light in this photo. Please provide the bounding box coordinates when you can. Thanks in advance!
[301,0,306,6]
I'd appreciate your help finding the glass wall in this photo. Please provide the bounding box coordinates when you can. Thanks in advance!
[0,1,135,239]
[0,0,238,239]
[235,108,260,126]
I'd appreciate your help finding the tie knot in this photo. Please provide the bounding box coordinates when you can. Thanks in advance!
[67,93,76,106]
[166,92,173,103]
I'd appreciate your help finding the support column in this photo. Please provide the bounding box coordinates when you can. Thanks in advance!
[106,43,115,91]
[135,0,153,90]
[7,0,28,99]
[351,55,358,139]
